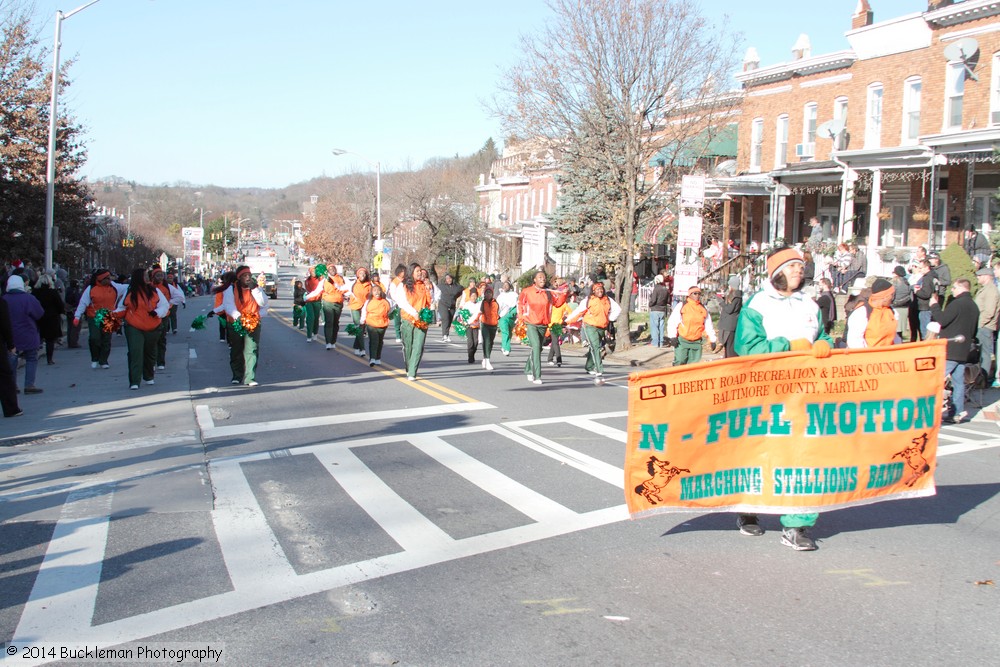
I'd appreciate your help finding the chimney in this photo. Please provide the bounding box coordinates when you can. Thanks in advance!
[792,34,811,61]
[927,0,954,10]
[852,0,873,29]
[743,47,760,72]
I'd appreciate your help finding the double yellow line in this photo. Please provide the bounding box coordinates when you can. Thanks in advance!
[271,310,477,404]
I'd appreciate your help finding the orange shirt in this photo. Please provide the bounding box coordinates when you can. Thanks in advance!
[124,290,162,332]
[402,282,432,326]
[518,287,567,326]
[86,284,118,318]
[322,275,346,303]
[480,300,500,326]
[350,280,371,311]
[364,298,391,328]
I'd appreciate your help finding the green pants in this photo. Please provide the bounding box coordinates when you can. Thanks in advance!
[156,319,169,366]
[305,301,321,336]
[87,318,112,365]
[351,308,365,350]
[481,324,497,359]
[124,324,160,386]
[582,323,606,374]
[523,323,546,378]
[400,319,426,378]
[366,325,386,361]
[672,337,703,366]
[228,323,261,384]
[393,307,402,341]
[781,513,818,528]
[322,301,343,345]
[292,305,305,329]
[499,310,516,352]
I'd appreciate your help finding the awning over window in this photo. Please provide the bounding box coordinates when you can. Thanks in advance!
[650,123,738,167]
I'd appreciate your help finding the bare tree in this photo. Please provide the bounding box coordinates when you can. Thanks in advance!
[492,0,740,349]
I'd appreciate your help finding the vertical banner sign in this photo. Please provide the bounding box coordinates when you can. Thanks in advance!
[182,227,204,274]
[625,341,946,519]
[674,175,705,306]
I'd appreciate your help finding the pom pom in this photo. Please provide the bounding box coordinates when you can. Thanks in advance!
[315,264,328,277]
[457,308,471,324]
[419,308,434,324]
[190,315,207,331]
[549,323,563,338]
[453,321,468,337]
[232,312,260,336]
[512,319,527,343]
[345,323,360,336]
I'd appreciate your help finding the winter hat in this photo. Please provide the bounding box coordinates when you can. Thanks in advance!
[654,274,663,284]
[766,248,804,280]
[976,266,993,277]
[869,278,895,308]
[6,275,25,292]
[892,265,907,278]
[728,276,741,290]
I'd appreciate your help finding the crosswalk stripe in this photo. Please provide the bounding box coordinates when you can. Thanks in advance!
[496,424,625,488]
[573,418,628,443]
[13,487,113,643]
[210,460,297,590]
[198,401,495,440]
[317,446,455,552]
[409,434,578,524]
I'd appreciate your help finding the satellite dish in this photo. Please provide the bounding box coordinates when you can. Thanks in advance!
[943,37,980,81]
[816,118,846,141]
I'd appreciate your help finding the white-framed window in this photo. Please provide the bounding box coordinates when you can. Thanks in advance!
[750,118,764,172]
[865,83,883,148]
[902,77,921,143]
[799,102,817,159]
[990,52,1000,126]
[945,61,964,130]
[774,115,789,168]
[833,97,848,150]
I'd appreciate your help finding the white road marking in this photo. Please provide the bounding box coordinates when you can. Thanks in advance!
[573,418,628,443]
[209,459,297,591]
[197,401,495,439]
[409,434,578,523]
[496,424,625,488]
[13,487,114,644]
[189,348,197,359]
[938,440,1000,456]
[194,404,215,432]
[0,431,199,470]
[316,446,454,552]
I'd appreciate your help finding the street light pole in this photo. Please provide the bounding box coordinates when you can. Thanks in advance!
[331,148,381,241]
[44,0,102,272]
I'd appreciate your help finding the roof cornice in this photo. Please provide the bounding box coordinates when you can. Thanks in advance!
[735,50,856,86]
[924,0,1000,27]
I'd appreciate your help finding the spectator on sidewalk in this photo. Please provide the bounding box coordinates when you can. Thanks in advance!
[32,274,65,365]
[890,266,912,340]
[717,275,743,358]
[3,275,44,394]
[974,267,999,384]
[648,274,670,348]
[0,297,23,417]
[931,278,979,424]
[64,279,82,348]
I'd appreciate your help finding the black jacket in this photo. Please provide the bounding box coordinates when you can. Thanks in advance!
[717,290,743,332]
[931,292,979,362]
[648,283,670,313]
[437,281,463,312]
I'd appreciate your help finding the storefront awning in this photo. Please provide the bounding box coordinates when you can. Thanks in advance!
[650,123,738,168]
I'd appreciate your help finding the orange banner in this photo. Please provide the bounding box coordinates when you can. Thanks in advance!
[626,340,946,518]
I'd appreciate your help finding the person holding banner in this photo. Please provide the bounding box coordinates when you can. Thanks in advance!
[734,246,833,551]
[666,285,717,365]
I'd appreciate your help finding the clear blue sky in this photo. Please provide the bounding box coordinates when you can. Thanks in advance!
[31,0,926,189]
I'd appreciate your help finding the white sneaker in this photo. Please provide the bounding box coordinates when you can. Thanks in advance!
[373,359,381,366]
[481,359,487,368]
[156,365,165,370]
[502,350,510,356]
[91,361,99,369]
[407,375,416,382]
[144,379,155,385]
[306,336,313,342]
[527,375,535,383]
[532,378,543,385]
[101,364,110,369]
[247,381,259,387]
[325,343,333,350]
[548,361,556,366]
[485,360,493,371]
[129,384,139,390]
[354,349,364,356]
[395,338,402,343]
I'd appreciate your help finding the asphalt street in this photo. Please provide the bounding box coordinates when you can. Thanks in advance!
[1,259,998,666]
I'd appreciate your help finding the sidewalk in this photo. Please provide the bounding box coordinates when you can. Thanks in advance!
[0,306,213,523]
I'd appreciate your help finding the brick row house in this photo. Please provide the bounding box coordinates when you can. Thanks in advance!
[475,0,1000,281]
[725,0,1000,270]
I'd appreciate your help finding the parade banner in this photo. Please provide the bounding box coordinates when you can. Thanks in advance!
[626,340,946,519]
